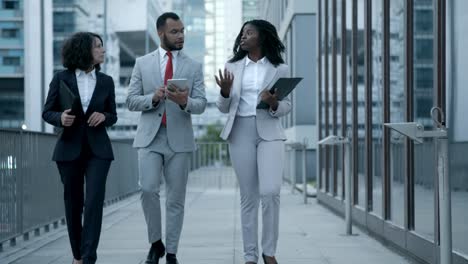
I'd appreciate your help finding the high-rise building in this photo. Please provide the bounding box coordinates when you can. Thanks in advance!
[258,0,317,182]
[0,0,53,131]
[242,0,259,22]
[52,0,90,73]
[107,0,161,139]
[202,0,242,135]
[413,0,433,127]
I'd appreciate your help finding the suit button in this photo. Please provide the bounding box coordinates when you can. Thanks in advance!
[158,113,162,117]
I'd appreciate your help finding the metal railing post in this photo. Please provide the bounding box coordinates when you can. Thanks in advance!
[344,137,352,235]
[302,140,308,204]
[384,107,451,264]
[218,143,222,189]
[318,135,353,235]
[292,149,297,193]
[437,136,452,264]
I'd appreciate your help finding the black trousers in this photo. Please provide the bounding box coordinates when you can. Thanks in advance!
[56,142,111,264]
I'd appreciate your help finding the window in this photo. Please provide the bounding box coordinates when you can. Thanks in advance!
[3,56,20,66]
[1,28,18,38]
[415,0,432,6]
[2,0,19,9]
[415,39,433,64]
[415,9,433,34]
[415,97,432,118]
[415,68,433,88]
[53,12,76,33]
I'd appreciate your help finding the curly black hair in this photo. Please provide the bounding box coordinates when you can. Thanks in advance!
[62,32,103,71]
[229,19,285,67]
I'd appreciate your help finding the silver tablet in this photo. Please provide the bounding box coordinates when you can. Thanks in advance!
[167,78,188,91]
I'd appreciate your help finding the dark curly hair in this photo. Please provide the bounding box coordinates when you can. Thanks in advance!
[62,32,103,71]
[229,19,285,67]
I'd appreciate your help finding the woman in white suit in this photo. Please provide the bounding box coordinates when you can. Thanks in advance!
[215,19,291,264]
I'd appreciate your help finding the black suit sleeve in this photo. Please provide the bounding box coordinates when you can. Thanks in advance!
[42,74,63,127]
[103,77,117,127]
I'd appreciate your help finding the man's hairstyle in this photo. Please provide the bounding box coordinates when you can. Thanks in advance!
[229,19,285,67]
[62,32,103,71]
[156,12,180,30]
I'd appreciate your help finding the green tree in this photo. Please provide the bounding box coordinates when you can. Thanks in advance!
[197,122,223,142]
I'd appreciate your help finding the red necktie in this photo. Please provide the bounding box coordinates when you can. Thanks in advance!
[162,51,173,126]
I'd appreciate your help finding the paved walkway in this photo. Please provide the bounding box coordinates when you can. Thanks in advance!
[1,168,418,264]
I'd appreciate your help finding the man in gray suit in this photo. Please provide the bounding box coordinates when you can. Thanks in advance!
[126,12,206,264]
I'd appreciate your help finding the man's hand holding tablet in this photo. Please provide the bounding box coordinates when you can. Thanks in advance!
[167,78,188,92]
[166,78,189,107]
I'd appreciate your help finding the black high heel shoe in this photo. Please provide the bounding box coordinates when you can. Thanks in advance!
[145,240,165,264]
[262,253,278,264]
[166,253,179,264]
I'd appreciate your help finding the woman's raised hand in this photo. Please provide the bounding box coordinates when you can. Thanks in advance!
[215,68,234,98]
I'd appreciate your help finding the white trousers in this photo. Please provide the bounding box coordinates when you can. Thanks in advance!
[228,116,284,263]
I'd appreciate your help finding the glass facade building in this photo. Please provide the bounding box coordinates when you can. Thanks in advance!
[318,0,468,263]
[52,0,90,72]
[242,0,259,22]
[258,0,317,185]
[0,0,24,128]
[0,0,53,131]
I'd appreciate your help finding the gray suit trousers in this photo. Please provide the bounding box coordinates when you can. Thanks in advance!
[228,116,284,263]
[138,127,190,254]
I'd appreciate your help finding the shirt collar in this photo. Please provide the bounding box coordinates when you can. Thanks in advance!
[159,47,179,60]
[245,56,268,66]
[75,68,96,79]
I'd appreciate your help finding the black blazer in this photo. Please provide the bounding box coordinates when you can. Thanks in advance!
[42,69,117,161]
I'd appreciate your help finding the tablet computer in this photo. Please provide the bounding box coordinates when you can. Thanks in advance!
[167,78,188,91]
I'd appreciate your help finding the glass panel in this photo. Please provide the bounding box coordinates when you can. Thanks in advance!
[357,0,366,208]
[336,0,343,199]
[413,0,435,241]
[345,0,354,202]
[389,0,405,227]
[415,9,433,34]
[371,0,384,216]
[450,0,468,256]
[328,0,334,194]
[320,0,327,191]
[0,78,24,129]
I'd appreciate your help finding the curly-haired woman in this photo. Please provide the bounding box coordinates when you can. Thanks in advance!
[215,20,290,264]
[42,32,117,264]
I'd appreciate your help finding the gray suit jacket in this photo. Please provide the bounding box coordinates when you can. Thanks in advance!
[216,58,291,141]
[126,49,207,151]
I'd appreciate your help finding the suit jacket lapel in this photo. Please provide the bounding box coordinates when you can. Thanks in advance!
[257,63,278,103]
[152,49,163,87]
[66,70,85,115]
[260,63,278,93]
[232,59,246,97]
[86,72,102,115]
[66,70,80,96]
[173,52,187,79]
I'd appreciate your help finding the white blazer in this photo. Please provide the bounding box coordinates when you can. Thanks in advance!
[216,57,291,141]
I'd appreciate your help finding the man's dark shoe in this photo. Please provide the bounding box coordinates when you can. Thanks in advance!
[145,240,165,264]
[166,253,179,264]
[262,253,278,264]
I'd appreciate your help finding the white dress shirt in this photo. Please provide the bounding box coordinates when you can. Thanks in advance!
[75,68,96,112]
[237,56,270,116]
[159,47,179,82]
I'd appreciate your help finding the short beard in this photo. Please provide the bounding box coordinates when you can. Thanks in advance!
[163,35,182,51]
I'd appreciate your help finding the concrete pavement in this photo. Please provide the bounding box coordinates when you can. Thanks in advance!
[1,168,419,264]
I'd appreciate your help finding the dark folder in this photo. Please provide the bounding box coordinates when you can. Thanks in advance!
[59,80,80,114]
[257,77,303,109]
